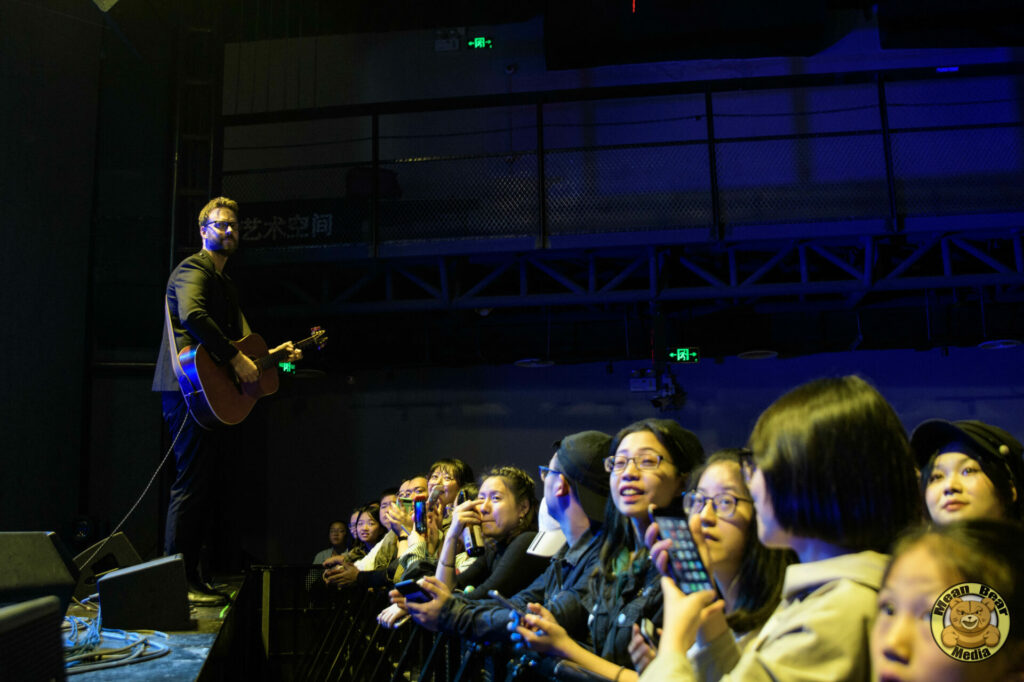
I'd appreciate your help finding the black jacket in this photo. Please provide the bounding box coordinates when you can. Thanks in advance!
[153,250,250,391]
[435,528,603,646]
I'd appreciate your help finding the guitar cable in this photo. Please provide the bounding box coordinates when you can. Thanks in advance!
[76,416,188,573]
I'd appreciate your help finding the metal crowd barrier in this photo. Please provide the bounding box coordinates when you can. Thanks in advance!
[199,565,613,682]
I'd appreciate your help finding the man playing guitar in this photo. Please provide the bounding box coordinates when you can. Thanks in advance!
[152,196,301,605]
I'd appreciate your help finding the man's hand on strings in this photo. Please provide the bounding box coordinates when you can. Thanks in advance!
[230,352,260,383]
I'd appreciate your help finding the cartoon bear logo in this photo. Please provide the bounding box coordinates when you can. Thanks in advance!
[941,597,1001,649]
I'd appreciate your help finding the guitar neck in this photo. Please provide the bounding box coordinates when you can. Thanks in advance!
[259,334,321,370]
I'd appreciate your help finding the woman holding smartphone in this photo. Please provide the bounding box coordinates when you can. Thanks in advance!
[642,376,922,682]
[627,448,797,671]
[379,466,548,629]
[514,418,704,681]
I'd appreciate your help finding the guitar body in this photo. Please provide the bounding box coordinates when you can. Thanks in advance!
[178,334,280,429]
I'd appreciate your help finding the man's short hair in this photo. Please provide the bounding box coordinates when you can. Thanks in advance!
[197,196,239,228]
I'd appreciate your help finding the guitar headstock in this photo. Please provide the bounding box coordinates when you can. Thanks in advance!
[310,325,328,350]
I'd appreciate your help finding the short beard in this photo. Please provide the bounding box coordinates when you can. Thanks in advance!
[207,238,238,255]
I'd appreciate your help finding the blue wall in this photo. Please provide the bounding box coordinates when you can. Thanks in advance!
[261,346,1024,563]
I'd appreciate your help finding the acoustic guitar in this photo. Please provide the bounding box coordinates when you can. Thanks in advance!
[176,326,327,429]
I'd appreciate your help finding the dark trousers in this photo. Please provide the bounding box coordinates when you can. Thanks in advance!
[161,390,221,584]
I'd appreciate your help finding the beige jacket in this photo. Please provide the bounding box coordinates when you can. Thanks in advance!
[641,550,888,682]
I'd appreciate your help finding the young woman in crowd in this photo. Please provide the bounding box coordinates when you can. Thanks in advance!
[513,418,704,681]
[910,419,1024,525]
[433,465,547,598]
[389,460,475,575]
[872,520,1024,681]
[340,506,368,562]
[428,458,474,515]
[378,467,548,627]
[640,375,922,681]
[353,502,385,552]
[627,448,797,672]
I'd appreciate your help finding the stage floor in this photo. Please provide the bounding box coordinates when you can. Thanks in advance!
[64,577,241,680]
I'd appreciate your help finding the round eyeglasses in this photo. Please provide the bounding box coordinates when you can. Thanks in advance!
[604,453,664,473]
[682,492,752,518]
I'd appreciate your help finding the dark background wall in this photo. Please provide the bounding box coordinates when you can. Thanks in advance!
[2,0,1022,574]
[1,0,174,556]
[1,0,102,539]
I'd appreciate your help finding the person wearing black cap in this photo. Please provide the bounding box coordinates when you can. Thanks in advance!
[911,419,1024,525]
[401,430,612,648]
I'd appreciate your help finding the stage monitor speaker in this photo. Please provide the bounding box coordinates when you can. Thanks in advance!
[97,554,192,631]
[0,532,78,615]
[0,595,66,682]
[72,532,142,601]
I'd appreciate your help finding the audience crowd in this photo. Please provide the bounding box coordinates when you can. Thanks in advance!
[310,375,1024,681]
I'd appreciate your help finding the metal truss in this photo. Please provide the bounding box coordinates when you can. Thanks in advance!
[243,226,1024,320]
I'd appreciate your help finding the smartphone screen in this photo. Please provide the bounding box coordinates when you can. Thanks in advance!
[413,495,428,534]
[652,512,716,595]
[395,579,430,603]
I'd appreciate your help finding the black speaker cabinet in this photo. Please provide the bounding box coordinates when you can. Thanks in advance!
[97,554,192,631]
[0,596,66,681]
[0,532,78,615]
[72,532,142,601]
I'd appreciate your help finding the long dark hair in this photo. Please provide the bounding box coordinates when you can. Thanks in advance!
[592,419,704,592]
[687,449,797,634]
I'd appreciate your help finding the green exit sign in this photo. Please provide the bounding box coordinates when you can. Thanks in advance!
[467,36,493,49]
[668,347,700,363]
[279,361,296,374]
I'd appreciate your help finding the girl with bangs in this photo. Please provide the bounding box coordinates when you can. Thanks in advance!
[628,448,798,672]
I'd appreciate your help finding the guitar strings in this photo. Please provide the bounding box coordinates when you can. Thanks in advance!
[77,417,188,575]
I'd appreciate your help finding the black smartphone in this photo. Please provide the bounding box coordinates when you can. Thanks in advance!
[652,511,717,595]
[413,494,428,534]
[394,578,430,603]
[487,589,527,618]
